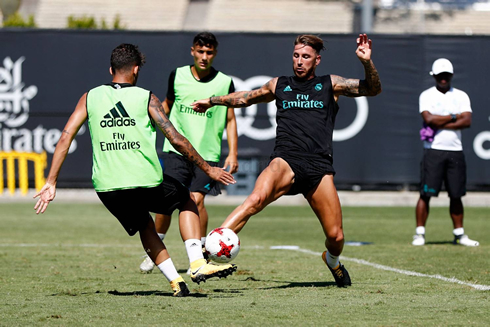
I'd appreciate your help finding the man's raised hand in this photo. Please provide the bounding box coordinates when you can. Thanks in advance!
[356,33,372,62]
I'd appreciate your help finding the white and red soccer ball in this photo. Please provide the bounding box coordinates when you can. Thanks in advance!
[205,227,240,263]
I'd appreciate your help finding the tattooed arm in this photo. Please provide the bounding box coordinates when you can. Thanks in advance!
[192,78,278,113]
[34,93,88,213]
[331,34,382,101]
[148,94,235,185]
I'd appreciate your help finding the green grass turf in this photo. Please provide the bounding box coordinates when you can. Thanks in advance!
[0,203,488,326]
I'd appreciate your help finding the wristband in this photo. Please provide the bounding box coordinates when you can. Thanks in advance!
[209,97,213,105]
[451,114,457,122]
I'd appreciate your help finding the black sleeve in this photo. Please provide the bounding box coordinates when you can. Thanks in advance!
[166,70,177,101]
[228,80,235,94]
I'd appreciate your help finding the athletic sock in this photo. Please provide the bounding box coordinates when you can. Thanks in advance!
[201,236,206,246]
[325,251,340,269]
[185,239,204,263]
[157,258,180,282]
[415,226,426,235]
[453,228,464,237]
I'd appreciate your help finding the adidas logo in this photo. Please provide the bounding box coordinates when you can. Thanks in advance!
[283,85,292,92]
[100,101,136,128]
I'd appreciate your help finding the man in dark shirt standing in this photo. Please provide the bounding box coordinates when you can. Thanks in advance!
[192,34,382,287]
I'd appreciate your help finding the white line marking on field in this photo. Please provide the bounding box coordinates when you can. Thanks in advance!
[270,245,490,291]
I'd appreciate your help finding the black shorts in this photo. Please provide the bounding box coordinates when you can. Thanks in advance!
[97,174,190,236]
[270,151,336,196]
[161,151,221,196]
[419,148,466,198]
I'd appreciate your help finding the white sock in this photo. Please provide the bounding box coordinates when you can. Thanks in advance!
[201,237,206,246]
[415,226,425,235]
[325,251,340,269]
[184,239,204,263]
[157,258,180,282]
[453,228,464,236]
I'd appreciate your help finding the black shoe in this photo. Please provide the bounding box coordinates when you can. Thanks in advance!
[171,280,190,297]
[322,251,352,287]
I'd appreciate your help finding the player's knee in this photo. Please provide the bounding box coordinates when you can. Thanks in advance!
[191,192,205,207]
[326,228,344,245]
[245,192,266,215]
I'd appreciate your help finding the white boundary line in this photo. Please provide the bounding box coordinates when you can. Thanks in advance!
[270,245,490,291]
[2,243,489,291]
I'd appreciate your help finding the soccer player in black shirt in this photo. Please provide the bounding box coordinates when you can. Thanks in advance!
[192,34,381,287]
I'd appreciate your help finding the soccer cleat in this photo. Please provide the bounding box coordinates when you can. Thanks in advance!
[170,279,190,297]
[202,246,210,261]
[412,234,425,246]
[186,247,210,275]
[190,262,237,284]
[322,251,351,287]
[453,234,479,247]
[139,255,155,273]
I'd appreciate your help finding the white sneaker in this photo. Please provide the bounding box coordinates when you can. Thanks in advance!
[139,255,155,273]
[454,235,479,247]
[412,234,425,246]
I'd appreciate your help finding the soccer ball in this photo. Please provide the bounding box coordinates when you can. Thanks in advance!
[205,227,240,263]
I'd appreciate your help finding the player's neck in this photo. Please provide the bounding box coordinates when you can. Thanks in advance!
[112,73,136,85]
[191,65,212,81]
[294,73,316,82]
[112,78,134,85]
[436,84,451,94]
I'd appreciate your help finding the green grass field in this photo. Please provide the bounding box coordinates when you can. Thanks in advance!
[1,202,489,326]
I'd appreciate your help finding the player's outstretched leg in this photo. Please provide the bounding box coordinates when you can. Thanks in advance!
[307,175,351,287]
[139,217,190,296]
[322,251,351,287]
[189,258,237,284]
[179,199,237,283]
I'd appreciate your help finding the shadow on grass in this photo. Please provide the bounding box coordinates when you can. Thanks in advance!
[259,280,338,289]
[219,278,338,291]
[107,290,207,298]
[425,241,455,245]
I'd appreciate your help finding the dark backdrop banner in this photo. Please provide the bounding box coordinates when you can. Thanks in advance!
[1,30,489,190]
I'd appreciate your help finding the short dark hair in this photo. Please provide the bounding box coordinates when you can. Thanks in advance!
[294,35,325,54]
[193,32,218,49]
[110,43,146,73]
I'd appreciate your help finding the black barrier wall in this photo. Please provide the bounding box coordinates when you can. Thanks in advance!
[1,30,490,190]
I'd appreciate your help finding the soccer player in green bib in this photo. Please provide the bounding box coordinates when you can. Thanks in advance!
[139,32,239,273]
[34,44,237,297]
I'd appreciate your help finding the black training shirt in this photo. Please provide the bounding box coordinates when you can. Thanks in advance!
[274,75,339,159]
